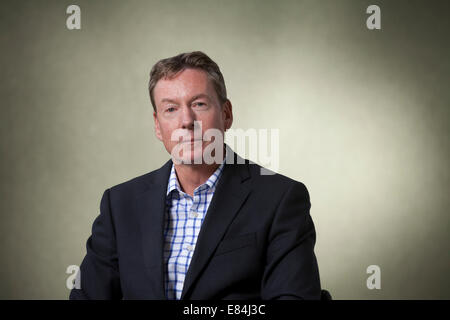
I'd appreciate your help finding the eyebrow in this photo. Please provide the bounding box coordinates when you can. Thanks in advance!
[188,94,211,103]
[159,94,212,105]
[160,98,178,104]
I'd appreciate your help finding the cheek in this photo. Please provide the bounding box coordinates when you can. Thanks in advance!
[158,121,176,141]
[201,112,224,131]
[159,127,178,154]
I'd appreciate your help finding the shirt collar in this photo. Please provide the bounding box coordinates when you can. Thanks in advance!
[166,148,227,197]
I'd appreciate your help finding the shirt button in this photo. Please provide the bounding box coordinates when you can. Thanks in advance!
[186,245,194,252]
[190,211,199,218]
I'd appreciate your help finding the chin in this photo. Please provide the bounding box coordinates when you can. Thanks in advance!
[170,145,205,165]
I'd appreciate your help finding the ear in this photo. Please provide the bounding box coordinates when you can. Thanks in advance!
[153,111,163,141]
[222,99,233,130]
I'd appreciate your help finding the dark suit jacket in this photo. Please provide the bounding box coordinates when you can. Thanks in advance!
[70,151,321,300]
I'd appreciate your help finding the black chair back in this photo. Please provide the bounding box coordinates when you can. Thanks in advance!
[321,289,332,300]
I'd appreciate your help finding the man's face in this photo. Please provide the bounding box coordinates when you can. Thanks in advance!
[153,68,233,164]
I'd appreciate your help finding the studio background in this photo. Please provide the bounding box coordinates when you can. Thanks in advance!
[1,0,449,299]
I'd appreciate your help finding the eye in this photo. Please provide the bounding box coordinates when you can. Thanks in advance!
[193,102,207,107]
[166,106,176,113]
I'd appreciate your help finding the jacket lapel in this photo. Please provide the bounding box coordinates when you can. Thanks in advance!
[135,159,172,299]
[181,154,252,299]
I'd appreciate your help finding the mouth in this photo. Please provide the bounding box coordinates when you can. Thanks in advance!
[179,138,203,144]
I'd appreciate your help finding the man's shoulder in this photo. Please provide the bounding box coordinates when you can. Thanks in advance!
[243,160,309,196]
[107,159,172,198]
[231,152,304,188]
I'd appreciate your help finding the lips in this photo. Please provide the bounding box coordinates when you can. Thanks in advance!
[179,138,203,143]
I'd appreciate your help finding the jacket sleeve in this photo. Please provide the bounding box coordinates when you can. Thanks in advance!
[261,181,321,300]
[69,189,122,299]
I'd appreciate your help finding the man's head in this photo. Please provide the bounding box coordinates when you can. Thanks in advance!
[149,51,228,112]
[149,51,233,164]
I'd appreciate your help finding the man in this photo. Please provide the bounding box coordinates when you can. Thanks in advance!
[70,51,322,300]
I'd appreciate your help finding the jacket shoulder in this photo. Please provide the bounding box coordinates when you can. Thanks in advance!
[245,161,310,199]
[108,160,171,198]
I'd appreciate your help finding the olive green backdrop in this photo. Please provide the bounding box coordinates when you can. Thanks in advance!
[0,0,449,299]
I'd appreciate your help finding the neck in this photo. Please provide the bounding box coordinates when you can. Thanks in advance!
[174,163,220,196]
[173,144,227,196]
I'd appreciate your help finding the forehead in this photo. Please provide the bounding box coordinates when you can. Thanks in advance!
[153,68,214,101]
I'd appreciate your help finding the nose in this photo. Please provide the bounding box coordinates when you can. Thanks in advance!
[181,105,195,130]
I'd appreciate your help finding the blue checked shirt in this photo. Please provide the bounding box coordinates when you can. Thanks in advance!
[163,161,225,300]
